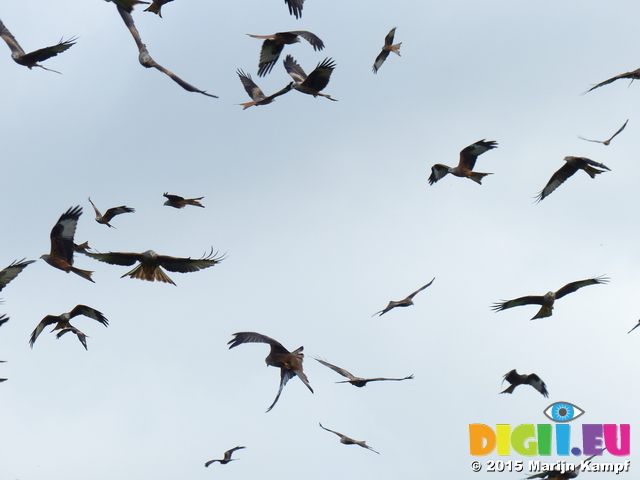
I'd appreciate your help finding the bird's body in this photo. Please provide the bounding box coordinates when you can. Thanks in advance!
[583,68,640,94]
[248,31,324,77]
[372,278,434,316]
[284,55,337,101]
[236,70,292,109]
[163,192,205,208]
[500,369,548,397]
[88,198,134,228]
[314,357,413,387]
[428,140,497,185]
[578,120,628,146]
[204,446,245,466]
[318,423,379,454]
[536,156,610,202]
[29,305,108,350]
[373,27,401,73]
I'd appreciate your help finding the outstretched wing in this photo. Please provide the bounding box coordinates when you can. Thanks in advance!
[223,446,245,461]
[49,206,82,264]
[0,259,35,292]
[302,57,336,92]
[69,305,109,327]
[284,54,307,82]
[284,0,304,18]
[0,20,26,56]
[459,139,498,171]
[237,69,266,101]
[406,278,435,300]
[526,373,549,397]
[555,276,609,300]
[266,367,297,412]
[372,49,390,73]
[19,37,77,65]
[102,205,135,222]
[56,325,88,350]
[29,315,60,348]
[583,68,640,94]
[256,39,286,77]
[227,331,288,353]
[84,251,142,266]
[158,250,225,273]
[535,160,582,202]
[428,164,450,185]
[313,357,357,380]
[0,315,9,327]
[492,296,546,312]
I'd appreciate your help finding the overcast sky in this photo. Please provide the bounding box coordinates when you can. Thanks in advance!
[0,1,637,479]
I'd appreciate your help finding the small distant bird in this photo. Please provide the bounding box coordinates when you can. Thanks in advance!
[29,305,109,350]
[284,55,337,101]
[314,357,413,387]
[535,156,610,202]
[0,259,34,293]
[0,358,6,382]
[0,20,76,73]
[492,276,609,320]
[163,192,205,208]
[88,198,134,228]
[204,446,245,467]
[318,423,379,454]
[0,315,8,327]
[84,249,224,285]
[372,27,401,73]
[501,369,548,398]
[526,453,598,479]
[284,0,304,19]
[428,140,498,185]
[144,0,173,17]
[628,320,640,334]
[236,70,292,109]
[228,332,313,412]
[105,0,150,12]
[578,119,628,146]
[372,278,435,317]
[41,206,94,283]
[583,68,640,95]
[248,31,324,77]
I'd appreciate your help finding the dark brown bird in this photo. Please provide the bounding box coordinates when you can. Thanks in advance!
[372,278,435,317]
[236,70,292,109]
[228,332,313,412]
[40,206,94,283]
[144,0,174,17]
[0,259,34,293]
[578,119,628,146]
[429,140,498,185]
[501,369,548,397]
[318,423,379,454]
[372,27,401,73]
[492,276,609,320]
[248,31,324,77]
[105,0,150,13]
[535,156,610,202]
[88,198,134,228]
[284,55,337,101]
[314,357,413,387]
[526,453,598,479]
[29,305,108,350]
[583,67,640,94]
[204,446,245,467]
[84,249,224,285]
[0,19,76,74]
[163,192,204,208]
[0,314,8,327]
[284,0,304,18]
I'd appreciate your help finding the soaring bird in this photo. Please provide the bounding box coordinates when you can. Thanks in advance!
[535,156,610,202]
[372,27,401,73]
[41,206,94,283]
[526,453,598,479]
[0,20,76,73]
[578,119,628,146]
[29,305,109,350]
[372,278,435,317]
[314,357,413,387]
[163,192,205,208]
[0,259,34,293]
[318,423,379,454]
[204,446,245,467]
[116,6,217,97]
[88,198,134,228]
[284,0,304,19]
[236,70,292,109]
[428,140,498,185]
[500,369,548,398]
[84,249,224,285]
[583,67,640,94]
[105,0,150,12]
[248,31,324,77]
[144,0,174,17]
[228,332,313,412]
[284,55,337,101]
[491,276,609,320]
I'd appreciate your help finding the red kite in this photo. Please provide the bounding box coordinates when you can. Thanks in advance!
[284,0,304,19]
[105,0,150,12]
[284,55,337,101]
[163,192,204,208]
[372,278,435,316]
[0,20,76,74]
[204,446,245,466]
[535,156,610,202]
[578,119,628,146]
[144,0,174,17]
[0,259,34,293]
[314,357,413,387]
[41,206,94,283]
[236,69,292,109]
[501,369,548,398]
[228,332,313,412]
[583,67,640,94]
[84,249,224,285]
[492,276,609,320]
[373,27,401,74]
[526,453,598,479]
[318,423,379,454]
[429,140,498,185]
[88,198,134,228]
[29,305,108,350]
[248,31,324,77]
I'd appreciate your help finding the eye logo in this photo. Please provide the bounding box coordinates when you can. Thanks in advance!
[543,402,585,422]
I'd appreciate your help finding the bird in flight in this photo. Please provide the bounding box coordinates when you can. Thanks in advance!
[627,320,640,334]
[578,119,628,146]
[88,198,135,228]
[500,369,548,398]
[204,446,245,467]
[373,27,401,73]
[284,55,337,101]
[84,249,224,285]
[105,0,150,13]
[428,140,498,185]
[0,259,34,294]
[29,305,109,350]
[314,357,413,387]
[318,423,379,454]
[583,67,640,94]
[41,206,94,283]
[492,276,609,320]
[0,315,8,327]
[236,70,292,109]
[144,0,174,17]
[535,156,610,202]
[0,19,76,74]
[163,192,205,209]
[228,332,313,412]
[248,31,324,77]
[372,278,435,317]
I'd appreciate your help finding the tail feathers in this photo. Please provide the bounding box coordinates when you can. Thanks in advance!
[584,165,605,179]
[71,266,94,283]
[500,384,516,395]
[238,101,257,110]
[531,306,552,320]
[74,241,90,253]
[186,198,205,208]
[123,264,176,285]
[144,4,162,16]
[468,172,493,184]
[390,43,402,56]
